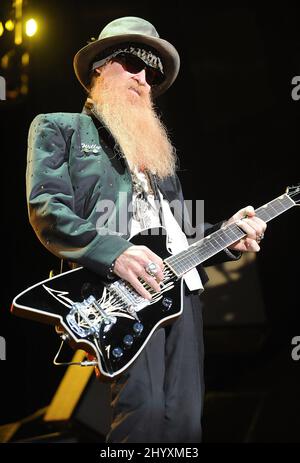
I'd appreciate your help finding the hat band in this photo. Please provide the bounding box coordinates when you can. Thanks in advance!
[92,45,164,73]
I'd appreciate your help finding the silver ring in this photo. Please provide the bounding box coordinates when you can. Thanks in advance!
[257,233,264,243]
[145,261,158,277]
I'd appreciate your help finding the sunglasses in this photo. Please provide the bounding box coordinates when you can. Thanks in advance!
[111,53,165,87]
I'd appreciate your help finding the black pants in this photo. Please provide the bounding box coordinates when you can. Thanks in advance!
[106,289,205,443]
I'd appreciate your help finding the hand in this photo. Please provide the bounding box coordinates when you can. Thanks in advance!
[113,245,164,300]
[225,206,267,253]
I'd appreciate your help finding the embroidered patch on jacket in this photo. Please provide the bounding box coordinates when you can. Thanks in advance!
[81,143,101,154]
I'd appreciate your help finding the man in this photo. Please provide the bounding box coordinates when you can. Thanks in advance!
[26,16,266,443]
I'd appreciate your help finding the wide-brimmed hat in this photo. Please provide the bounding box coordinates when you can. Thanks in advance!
[73,16,180,98]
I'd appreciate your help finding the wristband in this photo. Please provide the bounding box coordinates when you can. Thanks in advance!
[107,260,116,280]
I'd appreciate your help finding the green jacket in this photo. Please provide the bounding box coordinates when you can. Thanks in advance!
[27,112,235,281]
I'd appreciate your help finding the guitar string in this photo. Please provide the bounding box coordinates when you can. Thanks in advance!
[168,196,294,274]
[165,194,294,276]
[167,195,293,273]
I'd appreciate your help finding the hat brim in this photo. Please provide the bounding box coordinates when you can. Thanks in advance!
[73,33,180,98]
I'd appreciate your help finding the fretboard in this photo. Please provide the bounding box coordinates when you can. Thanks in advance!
[165,193,295,277]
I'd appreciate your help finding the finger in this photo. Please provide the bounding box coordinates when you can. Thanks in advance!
[117,261,160,299]
[235,236,261,252]
[237,237,249,252]
[243,218,267,242]
[126,269,153,300]
[245,238,260,252]
[242,218,263,237]
[141,248,164,281]
[151,269,164,283]
[247,216,267,233]
[114,253,162,295]
[233,205,255,221]
[244,205,255,217]
[130,255,163,290]
[139,259,164,283]
[143,262,164,283]
[236,218,257,240]
[142,246,164,269]
[140,269,162,293]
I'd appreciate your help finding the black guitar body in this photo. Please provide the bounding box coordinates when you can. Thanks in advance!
[12,227,182,379]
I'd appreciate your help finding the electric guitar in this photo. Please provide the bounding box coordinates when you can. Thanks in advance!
[11,185,300,380]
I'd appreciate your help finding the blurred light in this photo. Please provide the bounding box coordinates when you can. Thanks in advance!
[1,54,9,69]
[5,20,15,31]
[21,52,30,66]
[15,22,22,45]
[25,19,37,37]
[1,47,30,101]
[20,83,28,95]
[0,22,4,37]
[15,0,23,44]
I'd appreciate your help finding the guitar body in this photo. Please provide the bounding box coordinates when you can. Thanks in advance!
[12,227,182,380]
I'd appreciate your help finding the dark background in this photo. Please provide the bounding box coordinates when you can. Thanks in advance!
[0,2,300,442]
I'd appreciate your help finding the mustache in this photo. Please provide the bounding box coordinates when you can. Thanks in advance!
[127,80,149,99]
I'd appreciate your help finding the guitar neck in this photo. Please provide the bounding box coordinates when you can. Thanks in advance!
[165,193,295,278]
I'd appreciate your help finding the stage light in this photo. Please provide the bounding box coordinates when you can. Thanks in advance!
[22,52,29,66]
[0,1,34,101]
[1,47,30,100]
[5,20,15,31]
[15,22,22,45]
[25,18,37,37]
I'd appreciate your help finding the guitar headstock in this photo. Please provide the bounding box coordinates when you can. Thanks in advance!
[286,184,300,205]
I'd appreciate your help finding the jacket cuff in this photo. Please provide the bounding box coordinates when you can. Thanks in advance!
[223,247,242,260]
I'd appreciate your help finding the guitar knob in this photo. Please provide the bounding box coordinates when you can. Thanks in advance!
[162,297,173,311]
[112,347,123,359]
[133,322,144,336]
[123,334,134,347]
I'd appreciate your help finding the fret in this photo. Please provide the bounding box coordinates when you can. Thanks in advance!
[255,208,273,222]
[165,193,295,278]
[259,196,293,218]
[209,237,223,252]
[266,202,284,215]
[223,226,244,243]
[217,228,235,245]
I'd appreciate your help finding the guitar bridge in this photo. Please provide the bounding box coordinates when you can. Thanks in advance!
[108,280,150,316]
[66,295,116,338]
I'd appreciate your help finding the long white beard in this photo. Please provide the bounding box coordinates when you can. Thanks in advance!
[89,76,177,178]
